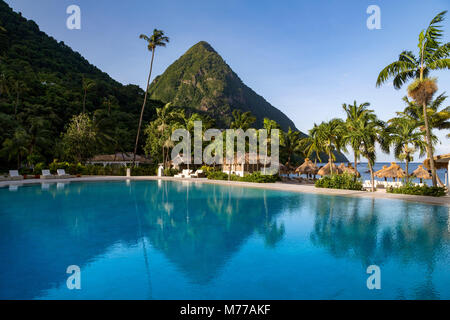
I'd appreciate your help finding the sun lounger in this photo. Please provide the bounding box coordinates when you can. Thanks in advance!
[175,169,194,178]
[40,169,56,180]
[191,170,205,178]
[9,170,23,181]
[57,169,71,178]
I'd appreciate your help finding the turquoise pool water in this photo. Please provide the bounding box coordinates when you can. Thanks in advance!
[0,180,449,300]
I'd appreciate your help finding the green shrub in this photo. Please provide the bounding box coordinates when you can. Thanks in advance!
[206,170,230,180]
[163,168,179,176]
[240,172,279,183]
[315,173,363,191]
[387,184,446,197]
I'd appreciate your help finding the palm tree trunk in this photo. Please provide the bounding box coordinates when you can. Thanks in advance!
[368,162,375,192]
[354,151,358,182]
[83,89,87,114]
[133,49,155,166]
[422,102,437,186]
[329,151,333,175]
[405,158,409,184]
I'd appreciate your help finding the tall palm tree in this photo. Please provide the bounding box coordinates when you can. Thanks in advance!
[342,101,375,177]
[302,123,324,163]
[155,103,177,168]
[133,29,169,165]
[282,127,302,168]
[376,11,450,186]
[82,77,95,114]
[315,119,346,175]
[386,116,427,183]
[355,117,389,192]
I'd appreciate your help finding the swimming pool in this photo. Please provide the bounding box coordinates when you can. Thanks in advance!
[0,180,449,300]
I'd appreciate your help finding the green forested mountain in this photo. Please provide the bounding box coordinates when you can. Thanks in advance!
[149,41,300,131]
[0,0,162,169]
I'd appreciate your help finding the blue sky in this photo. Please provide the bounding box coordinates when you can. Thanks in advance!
[6,0,450,161]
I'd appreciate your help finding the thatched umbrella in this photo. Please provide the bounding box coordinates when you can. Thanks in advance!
[375,165,388,181]
[412,165,432,183]
[338,163,361,177]
[295,158,319,177]
[375,162,405,181]
[317,162,342,176]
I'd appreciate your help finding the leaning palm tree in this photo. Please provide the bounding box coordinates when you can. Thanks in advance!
[386,116,427,183]
[342,101,375,178]
[376,11,450,186]
[133,29,169,165]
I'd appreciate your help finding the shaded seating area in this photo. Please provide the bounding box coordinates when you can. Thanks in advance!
[317,162,342,176]
[338,163,360,177]
[412,165,431,185]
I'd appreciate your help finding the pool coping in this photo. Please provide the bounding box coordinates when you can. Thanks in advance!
[1,175,449,207]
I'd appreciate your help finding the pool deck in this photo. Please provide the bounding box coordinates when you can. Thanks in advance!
[1,176,449,207]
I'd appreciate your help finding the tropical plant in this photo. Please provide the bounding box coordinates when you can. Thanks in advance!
[315,119,346,175]
[230,109,256,131]
[386,116,427,183]
[342,101,375,177]
[376,11,450,186]
[301,123,324,163]
[61,113,97,163]
[133,29,169,165]
[81,77,95,114]
[282,127,302,167]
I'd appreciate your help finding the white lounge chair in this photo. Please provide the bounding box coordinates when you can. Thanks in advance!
[40,169,56,180]
[175,169,194,178]
[191,169,205,178]
[9,170,23,181]
[57,169,71,178]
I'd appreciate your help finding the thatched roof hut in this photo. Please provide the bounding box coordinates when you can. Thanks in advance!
[412,165,432,181]
[338,163,360,177]
[317,162,342,176]
[375,162,405,180]
[424,153,450,170]
[89,153,152,166]
[375,165,388,178]
[295,158,319,175]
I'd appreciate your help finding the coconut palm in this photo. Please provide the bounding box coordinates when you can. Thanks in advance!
[342,101,375,178]
[282,127,302,168]
[376,11,450,186]
[386,117,427,183]
[133,29,169,165]
[155,103,177,168]
[315,119,346,175]
[81,77,95,114]
[230,109,256,131]
[302,123,324,163]
[402,93,450,136]
[356,117,389,192]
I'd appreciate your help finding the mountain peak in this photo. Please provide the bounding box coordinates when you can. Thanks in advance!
[189,41,217,54]
[149,41,298,131]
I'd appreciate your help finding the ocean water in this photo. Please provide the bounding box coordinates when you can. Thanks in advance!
[0,180,449,300]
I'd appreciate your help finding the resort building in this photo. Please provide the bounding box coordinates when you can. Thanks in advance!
[87,153,152,167]
[424,153,450,187]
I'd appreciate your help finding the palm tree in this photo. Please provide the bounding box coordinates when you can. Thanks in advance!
[282,127,302,168]
[230,110,256,131]
[261,118,281,174]
[355,117,389,192]
[302,123,324,163]
[386,116,427,183]
[82,77,95,114]
[133,29,169,165]
[315,119,346,175]
[402,94,450,136]
[342,101,375,178]
[155,103,178,168]
[376,11,450,186]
